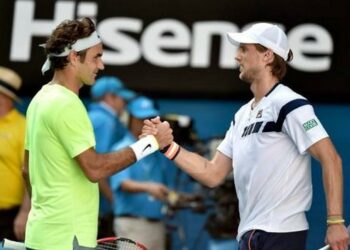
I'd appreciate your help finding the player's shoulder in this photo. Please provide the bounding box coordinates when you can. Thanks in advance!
[32,83,80,107]
[268,83,309,109]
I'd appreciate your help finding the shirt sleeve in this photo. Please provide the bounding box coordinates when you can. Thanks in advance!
[55,101,96,158]
[283,104,328,154]
[217,121,234,159]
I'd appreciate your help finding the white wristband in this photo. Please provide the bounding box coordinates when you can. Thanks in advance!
[130,135,159,161]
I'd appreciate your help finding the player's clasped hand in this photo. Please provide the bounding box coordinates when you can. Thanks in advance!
[141,116,173,150]
[142,116,161,136]
[325,224,349,250]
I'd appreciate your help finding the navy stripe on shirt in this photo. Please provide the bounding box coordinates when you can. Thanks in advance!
[263,99,311,133]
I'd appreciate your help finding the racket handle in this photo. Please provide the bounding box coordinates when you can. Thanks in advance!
[318,245,330,250]
[3,239,26,250]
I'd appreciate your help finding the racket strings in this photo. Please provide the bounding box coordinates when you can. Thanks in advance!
[96,241,117,250]
[96,239,144,250]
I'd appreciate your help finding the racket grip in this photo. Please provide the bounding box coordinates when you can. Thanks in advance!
[317,245,330,250]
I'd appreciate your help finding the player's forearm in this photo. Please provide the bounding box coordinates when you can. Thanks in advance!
[76,147,136,182]
[173,147,226,188]
[77,135,167,182]
[93,148,136,182]
[19,189,31,213]
[322,154,344,216]
[308,138,344,217]
[23,150,32,197]
[98,178,114,203]
[23,170,32,198]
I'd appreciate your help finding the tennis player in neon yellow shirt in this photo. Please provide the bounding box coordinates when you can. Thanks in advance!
[24,18,173,250]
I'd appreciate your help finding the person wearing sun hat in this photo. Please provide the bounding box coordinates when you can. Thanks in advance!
[0,66,30,242]
[110,96,173,250]
[0,67,22,102]
[88,75,137,238]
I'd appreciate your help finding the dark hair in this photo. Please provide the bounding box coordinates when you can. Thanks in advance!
[44,17,96,70]
[255,44,293,80]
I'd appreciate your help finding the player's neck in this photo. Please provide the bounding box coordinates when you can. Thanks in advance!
[51,69,82,95]
[250,75,279,102]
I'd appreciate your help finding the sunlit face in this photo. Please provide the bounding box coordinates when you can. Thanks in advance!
[234,44,265,84]
[77,43,104,86]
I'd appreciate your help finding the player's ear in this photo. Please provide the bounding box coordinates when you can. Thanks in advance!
[264,49,274,64]
[68,51,79,66]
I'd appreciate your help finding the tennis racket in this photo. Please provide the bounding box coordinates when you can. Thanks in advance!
[96,237,148,250]
[2,239,26,250]
[2,237,148,250]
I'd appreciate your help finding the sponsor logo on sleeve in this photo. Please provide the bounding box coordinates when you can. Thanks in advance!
[303,119,318,131]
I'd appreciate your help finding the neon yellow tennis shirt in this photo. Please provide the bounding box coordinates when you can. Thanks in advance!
[25,83,98,250]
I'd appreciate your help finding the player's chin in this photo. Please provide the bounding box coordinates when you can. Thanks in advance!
[85,76,97,86]
[84,79,95,86]
[239,73,251,84]
[239,72,245,80]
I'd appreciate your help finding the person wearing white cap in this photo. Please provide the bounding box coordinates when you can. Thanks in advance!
[0,67,30,243]
[143,23,349,249]
[88,76,136,238]
[24,18,173,250]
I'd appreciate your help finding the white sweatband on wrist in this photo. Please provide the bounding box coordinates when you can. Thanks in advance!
[130,135,159,161]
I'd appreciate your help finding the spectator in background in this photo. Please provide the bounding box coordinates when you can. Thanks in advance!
[88,76,136,237]
[0,66,30,242]
[110,96,173,250]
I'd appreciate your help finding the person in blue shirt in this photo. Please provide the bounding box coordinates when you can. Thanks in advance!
[88,76,136,237]
[110,96,173,250]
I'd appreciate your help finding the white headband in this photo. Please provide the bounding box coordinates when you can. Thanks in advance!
[41,31,101,75]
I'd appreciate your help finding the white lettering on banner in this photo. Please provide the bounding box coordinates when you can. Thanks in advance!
[288,24,333,72]
[192,21,239,68]
[10,0,75,61]
[77,2,98,23]
[9,0,334,72]
[98,18,143,65]
[141,19,191,67]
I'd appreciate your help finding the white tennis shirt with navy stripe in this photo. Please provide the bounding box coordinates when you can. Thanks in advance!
[217,83,328,241]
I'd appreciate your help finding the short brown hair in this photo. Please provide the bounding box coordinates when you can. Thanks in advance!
[255,44,293,80]
[44,17,96,70]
